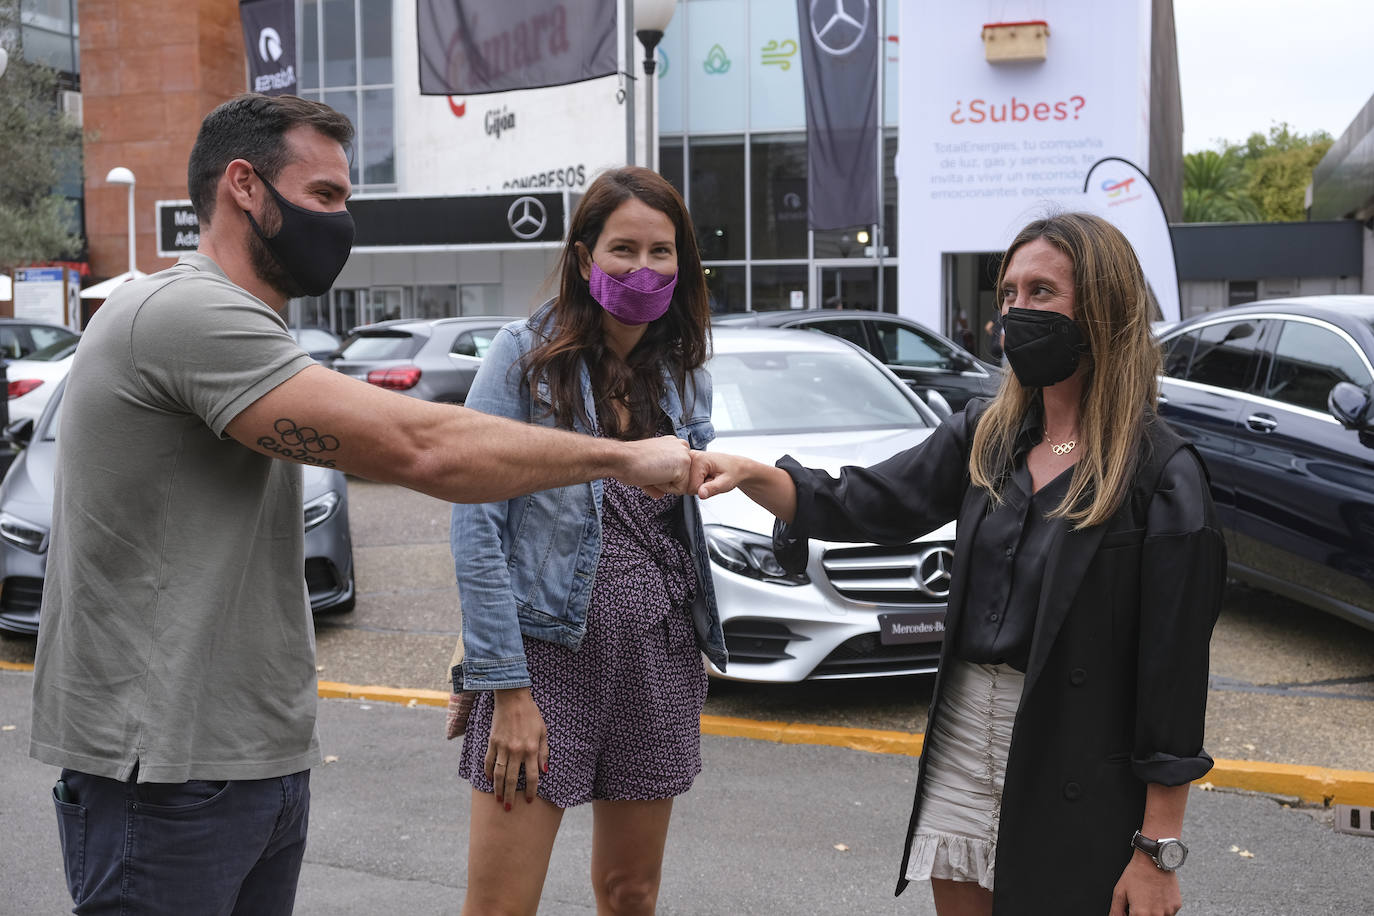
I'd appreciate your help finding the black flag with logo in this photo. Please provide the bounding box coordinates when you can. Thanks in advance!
[239,0,297,96]
[795,0,879,230]
[418,0,618,95]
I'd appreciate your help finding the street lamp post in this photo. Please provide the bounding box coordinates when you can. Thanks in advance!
[105,167,137,276]
[633,0,675,173]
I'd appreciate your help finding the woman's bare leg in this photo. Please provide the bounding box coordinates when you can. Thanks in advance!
[462,788,565,916]
[590,799,675,916]
[931,877,994,916]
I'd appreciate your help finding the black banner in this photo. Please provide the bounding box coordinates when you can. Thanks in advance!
[418,0,617,95]
[349,193,567,247]
[795,0,879,230]
[240,0,297,96]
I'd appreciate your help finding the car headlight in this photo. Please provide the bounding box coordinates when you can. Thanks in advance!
[0,512,49,553]
[704,525,809,586]
[303,491,341,532]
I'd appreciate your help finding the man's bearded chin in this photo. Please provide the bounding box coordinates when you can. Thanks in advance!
[246,205,307,300]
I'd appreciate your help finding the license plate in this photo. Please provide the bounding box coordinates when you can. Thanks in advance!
[878,611,946,645]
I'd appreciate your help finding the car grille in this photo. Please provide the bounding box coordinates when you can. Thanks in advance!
[812,633,942,678]
[305,558,343,597]
[821,543,953,606]
[722,619,810,664]
[0,576,44,613]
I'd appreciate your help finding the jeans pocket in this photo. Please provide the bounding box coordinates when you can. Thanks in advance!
[52,789,86,903]
[133,779,232,814]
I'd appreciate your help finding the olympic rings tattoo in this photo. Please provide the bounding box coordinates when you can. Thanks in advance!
[258,418,342,467]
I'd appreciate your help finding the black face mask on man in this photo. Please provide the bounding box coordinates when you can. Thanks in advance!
[244,168,355,298]
[1000,307,1088,388]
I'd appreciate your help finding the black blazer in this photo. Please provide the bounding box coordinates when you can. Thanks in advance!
[775,399,1226,914]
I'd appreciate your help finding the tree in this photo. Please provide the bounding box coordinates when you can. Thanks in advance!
[1183,122,1334,224]
[1182,149,1259,222]
[0,9,85,276]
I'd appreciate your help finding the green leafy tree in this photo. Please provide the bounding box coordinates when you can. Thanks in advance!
[1244,136,1333,222]
[1182,149,1259,222]
[0,14,85,275]
[1184,123,1334,223]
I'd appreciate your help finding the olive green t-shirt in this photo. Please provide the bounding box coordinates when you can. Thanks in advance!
[30,253,320,782]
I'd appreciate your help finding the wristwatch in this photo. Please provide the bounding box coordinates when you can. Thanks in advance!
[1131,830,1188,871]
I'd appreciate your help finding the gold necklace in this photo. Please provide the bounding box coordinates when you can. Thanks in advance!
[1046,432,1078,456]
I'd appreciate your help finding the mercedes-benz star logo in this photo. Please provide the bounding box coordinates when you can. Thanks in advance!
[915,546,954,599]
[507,196,548,240]
[809,0,871,57]
[259,27,283,63]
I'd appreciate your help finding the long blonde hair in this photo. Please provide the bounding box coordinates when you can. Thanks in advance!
[969,213,1161,528]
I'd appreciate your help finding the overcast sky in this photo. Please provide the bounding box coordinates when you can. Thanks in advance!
[1175,0,1373,151]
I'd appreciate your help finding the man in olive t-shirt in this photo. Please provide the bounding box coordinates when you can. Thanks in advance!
[31,94,691,915]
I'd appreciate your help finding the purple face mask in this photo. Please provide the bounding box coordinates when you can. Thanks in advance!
[588,262,678,325]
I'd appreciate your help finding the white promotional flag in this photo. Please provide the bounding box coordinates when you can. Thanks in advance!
[1081,157,1180,323]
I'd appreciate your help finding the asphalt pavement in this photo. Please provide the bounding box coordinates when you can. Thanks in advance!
[2,668,1371,915]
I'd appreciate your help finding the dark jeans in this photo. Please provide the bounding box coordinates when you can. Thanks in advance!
[52,766,311,916]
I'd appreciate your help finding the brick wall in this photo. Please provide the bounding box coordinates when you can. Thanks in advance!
[80,0,247,280]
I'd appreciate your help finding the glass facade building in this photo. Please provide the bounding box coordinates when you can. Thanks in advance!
[657,0,900,313]
[285,0,903,331]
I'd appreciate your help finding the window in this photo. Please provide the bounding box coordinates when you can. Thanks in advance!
[1227,280,1258,307]
[872,322,957,371]
[802,319,869,351]
[704,266,746,314]
[459,284,503,316]
[709,351,924,435]
[1263,322,1373,415]
[751,265,808,312]
[415,285,457,321]
[452,329,498,359]
[688,139,745,260]
[750,137,807,260]
[1176,321,1261,391]
[1161,330,1197,378]
[302,0,396,191]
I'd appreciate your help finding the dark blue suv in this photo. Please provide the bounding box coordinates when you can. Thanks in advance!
[1157,297,1374,631]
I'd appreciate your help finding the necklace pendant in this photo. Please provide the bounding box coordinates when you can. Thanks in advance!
[1050,440,1076,456]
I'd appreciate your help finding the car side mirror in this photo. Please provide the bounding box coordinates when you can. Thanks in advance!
[1328,382,1371,430]
[6,418,34,448]
[951,353,976,371]
[922,389,953,420]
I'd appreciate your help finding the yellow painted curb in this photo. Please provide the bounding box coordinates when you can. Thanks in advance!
[5,663,1371,807]
[1208,758,1374,807]
[317,680,448,708]
[701,714,924,756]
[699,714,1374,808]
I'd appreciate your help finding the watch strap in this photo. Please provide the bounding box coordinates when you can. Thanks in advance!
[1131,830,1186,871]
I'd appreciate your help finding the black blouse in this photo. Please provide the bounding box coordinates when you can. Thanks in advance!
[958,403,1071,671]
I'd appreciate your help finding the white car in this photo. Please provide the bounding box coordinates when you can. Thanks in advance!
[6,337,78,426]
[703,328,957,683]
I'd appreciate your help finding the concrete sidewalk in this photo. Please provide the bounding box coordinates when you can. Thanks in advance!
[3,669,1372,915]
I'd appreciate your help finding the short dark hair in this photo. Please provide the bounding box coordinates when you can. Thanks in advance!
[187,93,354,225]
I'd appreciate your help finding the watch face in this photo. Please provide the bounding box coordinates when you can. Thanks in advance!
[1159,840,1186,870]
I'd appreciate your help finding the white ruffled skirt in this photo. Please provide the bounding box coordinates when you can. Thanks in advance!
[906,660,1025,891]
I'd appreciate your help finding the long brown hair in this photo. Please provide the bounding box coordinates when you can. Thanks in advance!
[969,212,1162,528]
[522,167,711,439]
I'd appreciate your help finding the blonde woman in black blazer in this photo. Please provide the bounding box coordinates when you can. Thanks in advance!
[690,212,1225,916]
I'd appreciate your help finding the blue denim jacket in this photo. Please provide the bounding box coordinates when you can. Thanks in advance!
[451,311,728,690]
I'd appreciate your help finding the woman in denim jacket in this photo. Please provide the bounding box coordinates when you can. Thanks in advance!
[451,167,726,916]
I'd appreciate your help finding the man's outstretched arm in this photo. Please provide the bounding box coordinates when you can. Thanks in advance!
[224,365,690,502]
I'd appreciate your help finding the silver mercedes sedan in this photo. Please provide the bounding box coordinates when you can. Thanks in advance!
[702,328,957,683]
